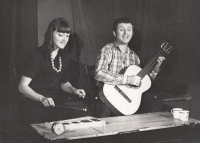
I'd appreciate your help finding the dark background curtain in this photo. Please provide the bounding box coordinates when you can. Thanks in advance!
[0,1,37,142]
[38,0,200,84]
[1,0,200,136]
[37,0,200,94]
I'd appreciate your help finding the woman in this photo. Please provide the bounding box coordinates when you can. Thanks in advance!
[18,18,86,124]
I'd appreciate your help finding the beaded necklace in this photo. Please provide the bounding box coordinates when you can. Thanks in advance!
[50,50,62,73]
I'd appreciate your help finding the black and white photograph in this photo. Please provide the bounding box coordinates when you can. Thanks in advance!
[1,0,200,143]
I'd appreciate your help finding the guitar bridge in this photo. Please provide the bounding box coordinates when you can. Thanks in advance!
[114,86,132,103]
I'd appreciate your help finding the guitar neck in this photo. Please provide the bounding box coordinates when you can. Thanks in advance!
[137,49,167,79]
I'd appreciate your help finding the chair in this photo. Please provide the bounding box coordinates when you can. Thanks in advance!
[85,65,111,118]
[84,65,99,103]
[84,65,97,115]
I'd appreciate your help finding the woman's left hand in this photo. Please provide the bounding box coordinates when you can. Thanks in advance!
[73,88,86,98]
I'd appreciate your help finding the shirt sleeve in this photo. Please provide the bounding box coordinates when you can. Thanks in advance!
[148,69,160,80]
[123,52,141,84]
[23,51,43,79]
[94,47,126,85]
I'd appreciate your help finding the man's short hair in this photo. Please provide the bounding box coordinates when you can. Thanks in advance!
[113,17,134,32]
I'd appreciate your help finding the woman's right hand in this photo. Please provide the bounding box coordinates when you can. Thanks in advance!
[40,97,55,107]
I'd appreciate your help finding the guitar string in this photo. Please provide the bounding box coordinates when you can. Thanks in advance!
[137,49,166,78]
[140,51,165,77]
[139,52,163,77]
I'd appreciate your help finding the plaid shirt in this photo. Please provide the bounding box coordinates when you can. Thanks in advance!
[95,41,140,85]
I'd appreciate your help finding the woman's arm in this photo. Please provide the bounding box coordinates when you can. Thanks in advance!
[61,82,85,98]
[18,75,55,106]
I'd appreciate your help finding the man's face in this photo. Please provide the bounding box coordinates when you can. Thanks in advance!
[53,30,70,50]
[114,23,134,45]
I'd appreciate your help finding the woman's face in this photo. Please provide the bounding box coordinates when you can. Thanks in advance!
[53,30,70,50]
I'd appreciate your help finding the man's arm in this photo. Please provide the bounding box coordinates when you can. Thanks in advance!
[94,48,129,85]
[149,56,165,80]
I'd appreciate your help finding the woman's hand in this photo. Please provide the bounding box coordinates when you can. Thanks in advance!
[73,88,86,98]
[40,97,55,107]
[61,82,86,98]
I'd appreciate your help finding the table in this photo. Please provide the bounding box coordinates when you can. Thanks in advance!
[31,112,200,142]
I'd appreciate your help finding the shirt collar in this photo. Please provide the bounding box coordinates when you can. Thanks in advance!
[114,41,131,54]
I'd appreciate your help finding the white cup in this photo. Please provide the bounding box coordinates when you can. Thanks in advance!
[171,108,183,119]
[179,110,190,121]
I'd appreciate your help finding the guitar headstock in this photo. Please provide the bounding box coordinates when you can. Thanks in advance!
[161,41,173,54]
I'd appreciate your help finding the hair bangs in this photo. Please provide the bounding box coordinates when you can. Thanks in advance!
[56,21,71,33]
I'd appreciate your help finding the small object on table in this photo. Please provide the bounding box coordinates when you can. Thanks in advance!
[51,122,65,135]
[48,116,106,135]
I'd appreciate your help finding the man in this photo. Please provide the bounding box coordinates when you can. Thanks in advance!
[94,17,165,117]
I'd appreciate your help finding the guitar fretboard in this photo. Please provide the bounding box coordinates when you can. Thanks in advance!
[137,49,168,79]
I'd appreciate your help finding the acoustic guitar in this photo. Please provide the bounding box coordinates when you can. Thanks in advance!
[99,41,173,115]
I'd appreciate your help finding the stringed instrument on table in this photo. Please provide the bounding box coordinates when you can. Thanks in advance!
[99,41,173,115]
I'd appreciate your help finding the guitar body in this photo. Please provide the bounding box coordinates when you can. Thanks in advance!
[99,65,152,116]
[98,41,173,115]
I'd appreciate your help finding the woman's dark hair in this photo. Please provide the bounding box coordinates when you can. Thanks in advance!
[44,18,71,51]
[113,17,134,33]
